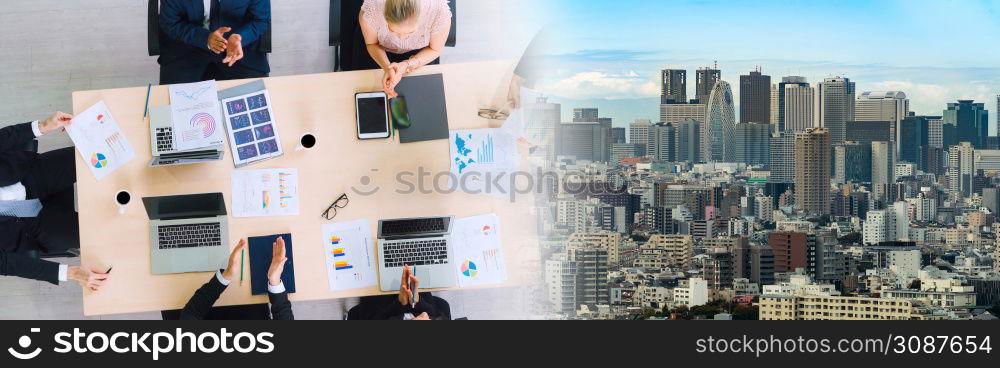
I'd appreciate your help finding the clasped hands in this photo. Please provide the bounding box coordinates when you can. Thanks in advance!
[207,27,245,67]
[382,60,416,98]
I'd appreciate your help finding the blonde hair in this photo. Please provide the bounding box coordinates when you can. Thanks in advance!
[384,0,420,24]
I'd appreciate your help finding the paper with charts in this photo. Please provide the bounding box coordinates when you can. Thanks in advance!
[220,89,283,167]
[66,101,136,180]
[322,219,377,291]
[168,80,225,151]
[449,128,520,197]
[231,168,300,218]
[451,214,507,287]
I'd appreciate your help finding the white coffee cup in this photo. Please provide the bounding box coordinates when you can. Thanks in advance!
[296,133,317,151]
[115,190,131,215]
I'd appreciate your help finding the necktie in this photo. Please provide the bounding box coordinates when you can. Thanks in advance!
[210,0,221,30]
[0,199,43,218]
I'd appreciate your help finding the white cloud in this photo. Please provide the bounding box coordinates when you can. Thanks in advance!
[867,80,995,115]
[544,70,659,100]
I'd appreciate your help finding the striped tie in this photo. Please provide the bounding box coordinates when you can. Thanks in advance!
[0,199,43,218]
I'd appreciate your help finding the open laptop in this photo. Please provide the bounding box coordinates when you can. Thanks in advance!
[142,193,230,275]
[148,106,224,167]
[377,216,458,291]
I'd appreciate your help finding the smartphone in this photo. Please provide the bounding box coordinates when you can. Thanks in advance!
[355,92,391,140]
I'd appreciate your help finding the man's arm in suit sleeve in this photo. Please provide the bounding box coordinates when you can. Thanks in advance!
[179,271,230,320]
[0,122,38,153]
[159,0,212,51]
[0,249,60,285]
[265,281,294,320]
[235,0,271,46]
[0,122,40,187]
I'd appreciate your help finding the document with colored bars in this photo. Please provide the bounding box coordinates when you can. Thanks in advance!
[322,219,377,291]
[231,168,300,217]
[451,213,507,287]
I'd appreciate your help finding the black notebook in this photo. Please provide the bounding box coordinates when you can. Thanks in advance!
[248,233,296,295]
[394,73,450,143]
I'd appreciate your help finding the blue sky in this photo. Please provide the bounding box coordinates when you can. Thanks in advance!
[536,0,1000,131]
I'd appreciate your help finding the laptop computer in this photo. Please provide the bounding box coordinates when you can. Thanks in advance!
[142,193,230,275]
[148,106,224,167]
[377,216,458,291]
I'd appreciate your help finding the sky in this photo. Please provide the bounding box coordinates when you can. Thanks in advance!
[534,0,1000,132]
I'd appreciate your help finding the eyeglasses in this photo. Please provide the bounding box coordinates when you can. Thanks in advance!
[478,108,510,121]
[322,194,350,220]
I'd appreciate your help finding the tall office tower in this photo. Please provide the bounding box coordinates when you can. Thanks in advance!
[817,77,856,145]
[871,141,895,201]
[660,103,706,125]
[648,123,677,162]
[769,131,795,183]
[526,97,562,161]
[566,243,610,308]
[573,108,599,122]
[944,100,989,148]
[695,65,721,104]
[674,118,702,163]
[845,120,892,147]
[794,128,831,215]
[544,253,576,313]
[629,119,652,157]
[983,187,1000,214]
[610,143,636,165]
[611,127,626,144]
[898,116,929,167]
[739,68,771,124]
[948,142,975,198]
[856,91,909,156]
[783,82,815,133]
[556,121,611,162]
[834,141,871,183]
[661,69,687,104]
[733,122,772,166]
[767,232,808,273]
[705,80,737,162]
[997,95,1000,136]
[926,116,944,148]
[770,84,780,124]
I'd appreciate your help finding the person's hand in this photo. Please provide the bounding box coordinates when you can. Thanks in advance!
[207,27,231,54]
[39,112,73,135]
[412,312,430,320]
[221,238,247,281]
[382,67,400,98]
[222,33,244,67]
[69,266,109,291]
[267,237,288,286]
[398,265,419,306]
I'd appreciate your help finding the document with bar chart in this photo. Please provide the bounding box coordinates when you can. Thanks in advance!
[66,100,136,180]
[231,168,300,217]
[321,219,376,291]
[448,128,519,197]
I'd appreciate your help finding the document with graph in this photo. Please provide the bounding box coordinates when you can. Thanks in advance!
[450,214,507,287]
[448,128,520,196]
[66,101,136,180]
[231,168,300,217]
[168,80,225,151]
[322,219,377,291]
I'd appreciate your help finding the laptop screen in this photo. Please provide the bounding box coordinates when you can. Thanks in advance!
[142,193,227,221]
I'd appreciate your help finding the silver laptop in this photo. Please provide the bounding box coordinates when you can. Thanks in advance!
[378,216,458,291]
[149,106,224,166]
[142,193,230,275]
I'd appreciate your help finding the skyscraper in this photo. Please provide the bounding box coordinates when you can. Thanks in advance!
[557,121,611,162]
[769,131,796,183]
[733,122,772,166]
[573,108,599,122]
[856,91,909,156]
[611,127,626,144]
[695,66,721,104]
[846,120,892,147]
[944,100,989,148]
[675,118,702,163]
[661,103,706,125]
[783,81,815,133]
[948,142,975,198]
[739,68,771,124]
[648,123,677,162]
[898,116,929,168]
[871,141,895,202]
[629,119,652,157]
[794,128,831,215]
[705,80,736,162]
[661,69,687,104]
[834,141,871,183]
[817,77,856,145]
[526,97,561,160]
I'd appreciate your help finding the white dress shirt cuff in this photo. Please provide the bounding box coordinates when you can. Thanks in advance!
[215,270,232,286]
[31,120,43,137]
[58,264,68,282]
[268,281,286,294]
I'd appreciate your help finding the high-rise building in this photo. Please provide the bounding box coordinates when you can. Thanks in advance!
[526,97,561,160]
[777,76,812,132]
[846,120,892,147]
[948,142,975,198]
[863,202,910,244]
[610,143,636,165]
[661,103,706,126]
[739,68,771,124]
[557,121,611,162]
[611,127,626,144]
[871,141,895,202]
[944,100,989,148]
[834,141,871,183]
[768,232,809,273]
[770,84,780,125]
[817,77,856,145]
[898,116,929,168]
[794,128,831,215]
[646,234,694,270]
[661,69,687,104]
[769,131,796,183]
[705,80,737,162]
[629,119,652,157]
[648,123,677,162]
[573,108,599,122]
[695,66,721,104]
[675,119,702,163]
[566,244,610,308]
[856,91,909,156]
[733,122,772,166]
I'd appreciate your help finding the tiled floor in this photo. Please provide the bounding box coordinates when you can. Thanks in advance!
[0,0,545,320]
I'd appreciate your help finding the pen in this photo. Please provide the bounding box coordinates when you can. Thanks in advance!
[143,84,152,118]
[410,266,417,307]
[240,249,245,286]
[106,266,113,274]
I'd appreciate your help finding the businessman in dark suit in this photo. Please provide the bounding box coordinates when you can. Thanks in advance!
[158,0,271,84]
[1,250,110,290]
[180,237,294,320]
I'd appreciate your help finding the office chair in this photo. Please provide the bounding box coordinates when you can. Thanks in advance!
[161,303,273,320]
[329,0,457,71]
[147,0,272,57]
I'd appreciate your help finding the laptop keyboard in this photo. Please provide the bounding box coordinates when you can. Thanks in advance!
[381,218,448,237]
[158,223,222,249]
[156,127,174,152]
[383,238,449,268]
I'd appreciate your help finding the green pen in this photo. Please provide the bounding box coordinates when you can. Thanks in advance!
[240,249,245,286]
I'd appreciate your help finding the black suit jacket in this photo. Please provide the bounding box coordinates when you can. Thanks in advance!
[1,122,40,252]
[0,249,60,285]
[180,273,294,320]
[158,0,271,73]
